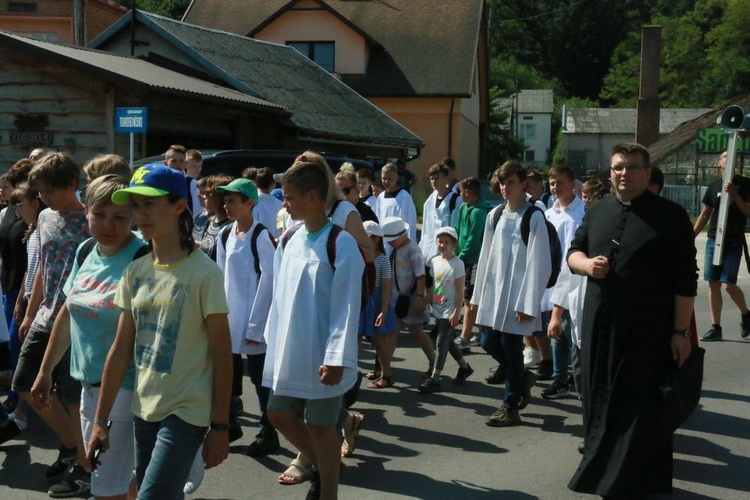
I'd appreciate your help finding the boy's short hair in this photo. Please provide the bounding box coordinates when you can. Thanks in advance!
[165,144,186,158]
[28,152,81,190]
[186,149,202,161]
[649,166,664,194]
[547,165,575,182]
[83,154,132,181]
[498,161,527,183]
[582,179,610,200]
[525,167,543,183]
[243,167,258,181]
[611,142,650,166]
[459,176,481,196]
[283,152,335,206]
[372,178,383,189]
[440,156,456,171]
[428,163,450,178]
[356,168,373,180]
[381,162,398,176]
[255,167,275,190]
[85,174,129,209]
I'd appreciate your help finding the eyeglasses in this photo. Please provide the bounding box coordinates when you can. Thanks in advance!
[341,185,355,195]
[610,164,646,174]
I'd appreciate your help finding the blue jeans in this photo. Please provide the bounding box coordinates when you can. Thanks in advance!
[133,415,207,500]
[481,329,525,409]
[542,310,573,383]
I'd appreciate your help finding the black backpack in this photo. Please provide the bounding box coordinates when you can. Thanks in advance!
[76,238,151,267]
[492,204,562,288]
[280,223,375,310]
[219,222,277,277]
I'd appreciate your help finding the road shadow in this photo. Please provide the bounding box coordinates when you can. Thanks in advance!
[343,457,537,499]
[0,443,51,494]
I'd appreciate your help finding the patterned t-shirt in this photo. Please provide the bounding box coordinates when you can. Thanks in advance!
[430,255,465,319]
[31,208,89,332]
[115,249,229,427]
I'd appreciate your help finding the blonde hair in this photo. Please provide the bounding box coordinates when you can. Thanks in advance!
[381,162,398,176]
[283,151,337,206]
[85,174,129,210]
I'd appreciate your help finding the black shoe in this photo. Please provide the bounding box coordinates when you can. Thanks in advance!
[46,446,77,482]
[742,313,750,338]
[577,441,585,454]
[485,365,506,385]
[228,420,244,443]
[0,418,20,446]
[518,370,539,410]
[245,429,280,457]
[701,326,723,342]
[1,398,16,415]
[536,359,553,380]
[48,464,90,498]
[305,469,321,500]
[541,379,570,400]
[418,378,441,393]
[452,364,474,385]
[231,396,244,414]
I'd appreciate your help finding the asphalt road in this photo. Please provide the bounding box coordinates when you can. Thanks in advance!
[1,232,749,499]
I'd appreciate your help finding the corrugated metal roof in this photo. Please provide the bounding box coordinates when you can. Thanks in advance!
[565,108,713,134]
[516,90,554,114]
[182,0,485,98]
[0,30,283,111]
[127,12,422,147]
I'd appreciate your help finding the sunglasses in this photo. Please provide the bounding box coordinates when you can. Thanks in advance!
[341,185,355,195]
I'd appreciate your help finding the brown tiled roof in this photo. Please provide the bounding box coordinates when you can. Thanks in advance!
[0,30,284,112]
[649,95,750,165]
[182,0,485,97]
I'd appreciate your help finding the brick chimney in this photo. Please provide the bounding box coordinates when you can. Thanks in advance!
[635,26,661,147]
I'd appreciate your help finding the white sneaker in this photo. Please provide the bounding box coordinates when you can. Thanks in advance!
[523,346,541,368]
[8,411,27,431]
[183,446,205,495]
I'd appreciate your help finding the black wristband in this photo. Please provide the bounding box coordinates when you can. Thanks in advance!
[210,422,230,431]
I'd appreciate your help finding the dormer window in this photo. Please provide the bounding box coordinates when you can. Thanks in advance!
[287,41,335,72]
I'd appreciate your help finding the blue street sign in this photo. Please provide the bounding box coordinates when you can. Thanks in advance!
[115,107,148,133]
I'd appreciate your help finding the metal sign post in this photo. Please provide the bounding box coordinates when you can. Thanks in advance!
[713,132,739,266]
[713,105,750,267]
[115,107,148,167]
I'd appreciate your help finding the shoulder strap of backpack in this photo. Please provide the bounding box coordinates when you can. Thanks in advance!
[520,205,543,246]
[76,238,97,268]
[326,225,344,271]
[280,222,303,250]
[492,203,507,229]
[220,224,232,249]
[250,223,267,276]
[185,177,193,214]
[327,199,343,219]
[448,191,459,213]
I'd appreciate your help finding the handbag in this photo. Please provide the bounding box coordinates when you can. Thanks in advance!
[659,345,705,436]
[391,247,416,319]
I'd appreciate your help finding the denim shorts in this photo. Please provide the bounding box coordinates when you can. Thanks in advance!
[704,238,742,284]
[267,392,343,427]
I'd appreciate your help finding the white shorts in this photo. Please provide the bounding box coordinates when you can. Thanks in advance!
[80,384,135,497]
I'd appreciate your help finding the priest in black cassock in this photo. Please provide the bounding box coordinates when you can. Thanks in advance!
[567,143,698,498]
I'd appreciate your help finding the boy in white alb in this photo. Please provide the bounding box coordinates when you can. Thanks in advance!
[264,155,364,500]
[377,163,417,242]
[419,163,462,266]
[252,167,284,239]
[471,161,551,427]
[216,178,279,456]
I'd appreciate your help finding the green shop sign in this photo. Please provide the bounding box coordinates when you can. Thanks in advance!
[697,128,750,153]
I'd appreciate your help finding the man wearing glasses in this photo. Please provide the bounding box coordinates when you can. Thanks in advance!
[693,151,750,341]
[567,143,697,498]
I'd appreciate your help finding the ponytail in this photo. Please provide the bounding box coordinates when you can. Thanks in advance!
[166,193,195,253]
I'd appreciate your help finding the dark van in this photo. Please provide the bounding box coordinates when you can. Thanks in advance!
[134,149,374,178]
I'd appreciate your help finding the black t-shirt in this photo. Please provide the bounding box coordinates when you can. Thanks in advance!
[0,207,28,291]
[703,176,750,246]
[355,201,378,224]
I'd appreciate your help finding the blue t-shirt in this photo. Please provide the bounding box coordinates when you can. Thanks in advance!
[64,235,147,390]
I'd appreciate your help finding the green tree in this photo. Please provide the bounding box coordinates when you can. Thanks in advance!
[703,0,750,106]
[484,86,527,176]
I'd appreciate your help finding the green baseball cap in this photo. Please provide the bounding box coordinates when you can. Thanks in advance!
[215,178,259,203]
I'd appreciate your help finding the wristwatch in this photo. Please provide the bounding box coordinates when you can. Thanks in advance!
[210,422,230,431]
[672,328,690,338]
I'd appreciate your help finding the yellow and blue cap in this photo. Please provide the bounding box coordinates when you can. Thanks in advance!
[111,163,187,205]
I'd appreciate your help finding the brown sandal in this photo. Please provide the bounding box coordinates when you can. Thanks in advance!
[364,370,381,380]
[341,413,365,457]
[367,375,393,389]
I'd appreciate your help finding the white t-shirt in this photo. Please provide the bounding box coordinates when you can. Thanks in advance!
[430,255,465,319]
